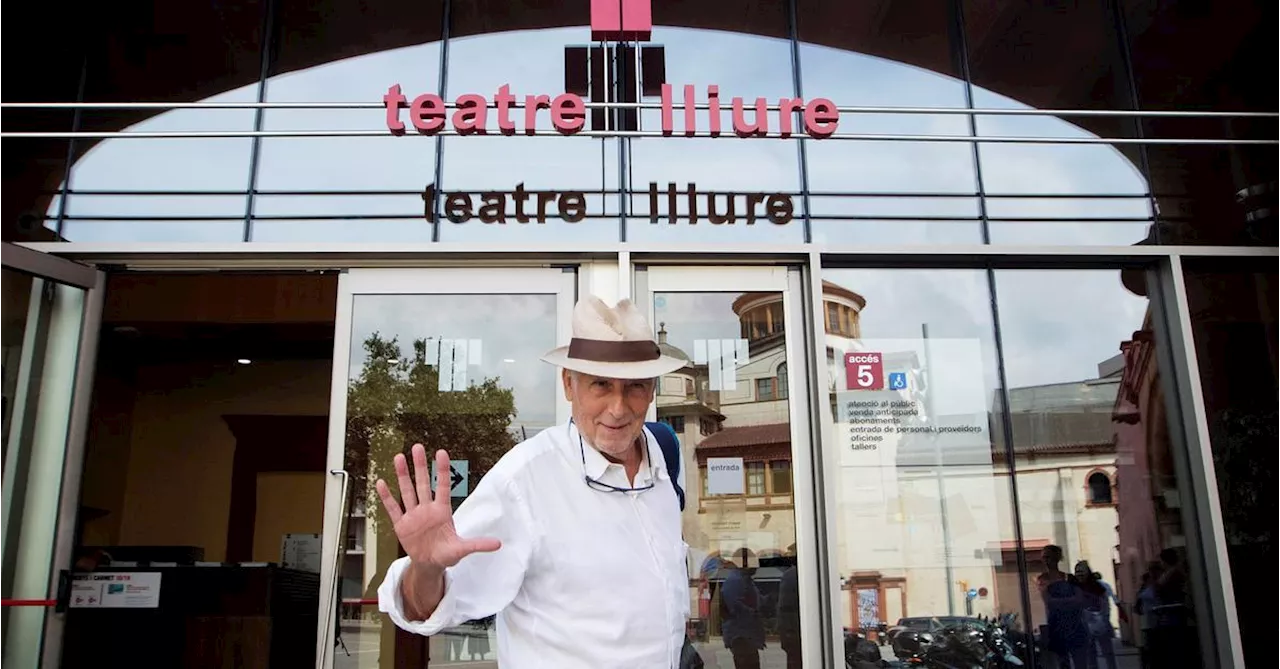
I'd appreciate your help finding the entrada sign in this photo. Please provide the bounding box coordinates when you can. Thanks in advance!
[384,84,839,139]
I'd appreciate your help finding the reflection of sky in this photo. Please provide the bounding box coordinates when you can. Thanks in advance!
[652,293,746,351]
[348,293,559,430]
[991,270,1147,388]
[56,26,1151,246]
[821,269,1147,390]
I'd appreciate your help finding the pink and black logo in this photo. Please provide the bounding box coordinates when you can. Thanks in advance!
[383,0,839,139]
[564,0,665,131]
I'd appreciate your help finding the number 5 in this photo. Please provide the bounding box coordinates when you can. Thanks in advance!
[857,365,873,387]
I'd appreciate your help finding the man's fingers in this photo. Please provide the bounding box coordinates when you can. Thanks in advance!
[394,452,418,510]
[434,449,452,507]
[375,479,404,524]
[412,444,431,504]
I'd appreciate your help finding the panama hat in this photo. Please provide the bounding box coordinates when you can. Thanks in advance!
[540,296,688,379]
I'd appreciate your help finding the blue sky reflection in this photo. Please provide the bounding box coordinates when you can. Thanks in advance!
[53,26,1151,247]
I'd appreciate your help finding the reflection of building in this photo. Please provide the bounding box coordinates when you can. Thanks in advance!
[835,361,1124,632]
[986,367,1123,631]
[817,279,1128,635]
[1111,313,1180,647]
[653,323,724,530]
[655,283,866,635]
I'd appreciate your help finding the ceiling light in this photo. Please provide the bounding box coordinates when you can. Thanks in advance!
[503,358,516,363]
[237,358,252,365]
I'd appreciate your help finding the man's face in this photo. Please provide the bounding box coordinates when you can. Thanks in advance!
[563,370,655,460]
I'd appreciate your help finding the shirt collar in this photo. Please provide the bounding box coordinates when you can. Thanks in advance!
[566,420,662,485]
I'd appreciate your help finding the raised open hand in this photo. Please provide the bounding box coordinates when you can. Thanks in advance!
[375,444,501,573]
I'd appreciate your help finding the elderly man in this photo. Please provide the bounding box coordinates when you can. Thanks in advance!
[376,296,694,668]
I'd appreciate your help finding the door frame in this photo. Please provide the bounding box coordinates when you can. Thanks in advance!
[1,242,105,669]
[315,266,578,668]
[633,264,824,669]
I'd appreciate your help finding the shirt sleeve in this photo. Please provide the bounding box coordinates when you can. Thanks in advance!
[377,473,537,636]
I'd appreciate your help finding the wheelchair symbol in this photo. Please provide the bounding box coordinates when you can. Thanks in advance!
[888,372,908,390]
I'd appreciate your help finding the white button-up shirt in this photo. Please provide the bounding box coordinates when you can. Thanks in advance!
[378,420,690,668]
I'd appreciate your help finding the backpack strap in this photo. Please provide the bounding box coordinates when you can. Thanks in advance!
[646,421,685,511]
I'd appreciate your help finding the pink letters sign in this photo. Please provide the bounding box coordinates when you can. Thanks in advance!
[383,84,839,138]
[383,0,840,139]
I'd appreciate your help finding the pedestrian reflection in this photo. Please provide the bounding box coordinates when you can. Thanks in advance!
[721,548,767,669]
[775,549,801,669]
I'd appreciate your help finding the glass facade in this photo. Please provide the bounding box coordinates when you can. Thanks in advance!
[816,265,1217,664]
[1,1,1274,669]
[9,0,1272,248]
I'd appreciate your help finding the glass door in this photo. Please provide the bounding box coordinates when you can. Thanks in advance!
[317,267,575,669]
[634,265,822,669]
[1,242,104,668]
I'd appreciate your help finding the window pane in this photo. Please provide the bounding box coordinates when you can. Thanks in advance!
[255,4,444,243]
[439,26,618,243]
[962,0,1154,246]
[1,272,86,665]
[819,268,1015,646]
[6,49,78,242]
[994,268,1218,667]
[344,292,557,667]
[60,87,257,242]
[746,462,766,495]
[974,86,1153,246]
[771,460,793,495]
[1181,257,1277,667]
[653,287,804,666]
[1087,472,1113,505]
[625,9,804,244]
[800,0,979,245]
[52,4,263,242]
[757,377,774,401]
[1124,3,1277,247]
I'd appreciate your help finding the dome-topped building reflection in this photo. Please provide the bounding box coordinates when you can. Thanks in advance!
[655,280,869,459]
[653,322,725,448]
[653,282,870,635]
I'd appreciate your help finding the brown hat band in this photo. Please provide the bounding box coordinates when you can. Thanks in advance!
[567,338,661,363]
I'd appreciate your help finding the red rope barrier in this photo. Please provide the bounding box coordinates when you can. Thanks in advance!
[1,599,56,607]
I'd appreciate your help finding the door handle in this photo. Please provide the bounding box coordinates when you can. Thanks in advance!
[318,468,351,669]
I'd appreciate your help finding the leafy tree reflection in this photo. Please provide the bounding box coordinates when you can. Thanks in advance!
[344,332,517,613]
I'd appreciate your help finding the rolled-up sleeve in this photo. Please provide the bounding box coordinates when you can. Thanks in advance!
[377,474,535,636]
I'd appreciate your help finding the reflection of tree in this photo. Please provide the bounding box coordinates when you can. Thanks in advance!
[346,332,518,511]
[342,332,515,668]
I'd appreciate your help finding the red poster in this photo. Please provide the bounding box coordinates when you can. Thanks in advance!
[845,352,884,390]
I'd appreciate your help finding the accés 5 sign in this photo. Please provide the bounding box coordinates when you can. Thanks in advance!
[845,352,885,391]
